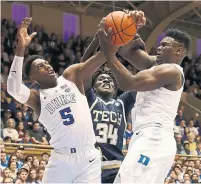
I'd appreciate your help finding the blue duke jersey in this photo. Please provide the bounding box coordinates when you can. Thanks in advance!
[38,76,96,151]
[86,88,136,161]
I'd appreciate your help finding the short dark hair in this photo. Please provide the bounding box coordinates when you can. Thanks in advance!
[92,65,117,91]
[41,152,49,157]
[17,168,28,176]
[165,28,191,52]
[23,55,43,79]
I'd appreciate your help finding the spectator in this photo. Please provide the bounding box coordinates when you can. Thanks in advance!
[2,109,12,125]
[1,64,9,83]
[17,122,25,140]
[32,158,39,169]
[28,168,38,183]
[182,127,191,142]
[177,120,186,136]
[187,134,197,155]
[20,131,32,146]
[8,161,18,179]
[22,104,32,122]
[41,153,49,162]
[17,168,28,184]
[174,165,183,182]
[192,112,200,128]
[15,148,24,168]
[183,141,191,155]
[195,168,201,181]
[15,111,25,126]
[197,141,201,155]
[39,160,47,169]
[3,177,14,184]
[188,120,199,137]
[3,118,19,142]
[183,173,191,182]
[29,122,48,145]
[168,170,178,183]
[175,134,186,154]
[4,136,12,143]
[1,151,8,169]
[25,155,34,163]
[175,110,185,125]
[21,162,31,173]
[191,173,199,183]
[1,91,9,112]
[188,160,195,168]
[37,168,44,183]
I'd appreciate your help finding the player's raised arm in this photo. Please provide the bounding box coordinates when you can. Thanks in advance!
[80,33,99,63]
[118,10,156,70]
[97,18,181,92]
[7,17,39,109]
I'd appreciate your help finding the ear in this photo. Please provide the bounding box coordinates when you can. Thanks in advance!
[176,47,183,55]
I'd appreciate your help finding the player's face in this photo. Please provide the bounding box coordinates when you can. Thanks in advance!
[156,37,182,64]
[94,74,115,95]
[30,59,56,85]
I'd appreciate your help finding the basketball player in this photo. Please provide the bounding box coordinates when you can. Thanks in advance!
[97,10,191,183]
[81,34,138,183]
[7,17,111,183]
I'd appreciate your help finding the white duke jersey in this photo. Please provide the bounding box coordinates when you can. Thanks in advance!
[38,76,96,151]
[131,64,184,132]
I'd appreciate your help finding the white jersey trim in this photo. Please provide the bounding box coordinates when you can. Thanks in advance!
[117,99,127,134]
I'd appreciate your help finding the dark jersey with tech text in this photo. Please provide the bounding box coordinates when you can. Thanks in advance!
[86,88,136,161]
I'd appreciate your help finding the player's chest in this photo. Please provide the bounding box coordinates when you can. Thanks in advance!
[91,101,123,126]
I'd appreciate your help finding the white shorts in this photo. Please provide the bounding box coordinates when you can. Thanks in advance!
[114,126,176,184]
[42,147,101,183]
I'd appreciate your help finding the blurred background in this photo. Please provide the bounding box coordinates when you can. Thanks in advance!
[1,1,201,183]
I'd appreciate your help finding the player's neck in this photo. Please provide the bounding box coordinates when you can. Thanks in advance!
[97,93,113,102]
[40,79,58,89]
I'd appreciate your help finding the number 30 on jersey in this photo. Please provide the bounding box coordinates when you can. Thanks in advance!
[96,123,118,145]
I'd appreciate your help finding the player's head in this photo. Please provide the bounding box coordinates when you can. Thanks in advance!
[24,55,57,88]
[92,66,117,99]
[156,28,191,65]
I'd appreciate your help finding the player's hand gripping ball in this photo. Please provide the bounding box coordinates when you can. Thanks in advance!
[105,10,146,46]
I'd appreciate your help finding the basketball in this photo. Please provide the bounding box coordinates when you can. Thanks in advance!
[105,11,137,46]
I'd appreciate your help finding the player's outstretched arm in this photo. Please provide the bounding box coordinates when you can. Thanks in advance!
[80,34,99,63]
[79,35,104,90]
[7,17,39,110]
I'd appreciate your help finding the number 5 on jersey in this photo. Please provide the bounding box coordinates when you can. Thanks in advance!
[59,107,75,126]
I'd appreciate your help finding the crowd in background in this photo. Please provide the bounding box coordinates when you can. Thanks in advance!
[1,18,201,183]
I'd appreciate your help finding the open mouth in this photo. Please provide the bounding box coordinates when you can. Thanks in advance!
[102,83,111,89]
[48,69,55,75]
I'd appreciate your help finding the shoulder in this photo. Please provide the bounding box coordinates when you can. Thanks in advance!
[62,64,83,83]
[151,64,181,78]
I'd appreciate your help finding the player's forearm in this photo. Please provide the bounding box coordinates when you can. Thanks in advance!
[118,47,155,70]
[80,51,106,79]
[106,54,135,91]
[80,37,99,63]
[7,51,30,104]
[16,46,26,57]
